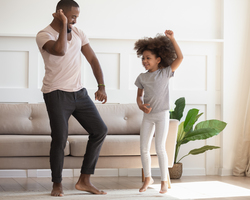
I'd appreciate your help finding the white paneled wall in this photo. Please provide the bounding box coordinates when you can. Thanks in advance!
[0,35,223,177]
[0,36,42,103]
[1,0,250,178]
[0,51,28,88]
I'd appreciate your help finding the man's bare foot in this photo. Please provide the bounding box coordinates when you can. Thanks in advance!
[75,174,107,195]
[51,182,64,197]
[139,177,154,192]
[159,181,168,194]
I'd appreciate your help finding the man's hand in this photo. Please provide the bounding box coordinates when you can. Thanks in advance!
[52,9,67,25]
[139,104,152,114]
[95,87,107,104]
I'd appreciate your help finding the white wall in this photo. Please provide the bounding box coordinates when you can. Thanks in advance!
[0,0,222,39]
[0,0,249,177]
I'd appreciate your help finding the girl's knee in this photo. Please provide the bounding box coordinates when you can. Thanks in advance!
[140,146,150,154]
[156,146,167,155]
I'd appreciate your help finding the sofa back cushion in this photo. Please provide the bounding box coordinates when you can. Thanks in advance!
[0,103,51,135]
[68,104,142,135]
[0,103,142,135]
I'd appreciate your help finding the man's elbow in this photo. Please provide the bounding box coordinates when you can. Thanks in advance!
[51,48,66,56]
[57,51,66,56]
[54,46,66,56]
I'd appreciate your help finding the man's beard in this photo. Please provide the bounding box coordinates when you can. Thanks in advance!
[67,28,72,33]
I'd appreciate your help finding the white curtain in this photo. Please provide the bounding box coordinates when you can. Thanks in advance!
[232,0,250,177]
[233,88,250,177]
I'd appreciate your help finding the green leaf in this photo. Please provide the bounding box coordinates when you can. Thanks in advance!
[181,120,227,144]
[194,112,203,125]
[181,128,221,144]
[176,122,185,143]
[195,120,227,132]
[189,145,220,155]
[177,145,220,163]
[175,122,186,163]
[183,108,199,132]
[170,97,185,121]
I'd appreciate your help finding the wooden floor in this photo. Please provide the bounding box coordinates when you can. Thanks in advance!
[0,175,250,200]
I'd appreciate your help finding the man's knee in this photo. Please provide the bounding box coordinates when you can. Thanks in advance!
[102,124,108,136]
[91,122,108,140]
[51,131,68,149]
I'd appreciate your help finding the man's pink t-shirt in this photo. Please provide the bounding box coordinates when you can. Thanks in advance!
[36,25,89,93]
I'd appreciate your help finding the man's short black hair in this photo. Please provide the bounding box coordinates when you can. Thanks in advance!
[56,0,79,12]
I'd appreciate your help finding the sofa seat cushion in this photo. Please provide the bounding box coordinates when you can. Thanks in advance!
[0,135,70,157]
[68,135,156,156]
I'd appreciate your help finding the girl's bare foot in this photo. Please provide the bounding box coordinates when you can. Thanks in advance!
[139,177,154,192]
[75,174,107,195]
[51,182,64,197]
[159,181,168,194]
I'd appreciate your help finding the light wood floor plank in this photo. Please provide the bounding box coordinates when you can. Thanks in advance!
[31,177,52,190]
[0,178,24,191]
[14,177,47,192]
[0,185,4,192]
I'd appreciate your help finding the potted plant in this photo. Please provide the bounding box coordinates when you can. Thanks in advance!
[169,97,227,179]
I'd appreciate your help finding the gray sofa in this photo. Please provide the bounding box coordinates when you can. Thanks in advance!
[0,103,179,175]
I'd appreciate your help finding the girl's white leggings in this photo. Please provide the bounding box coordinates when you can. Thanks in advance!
[140,110,169,181]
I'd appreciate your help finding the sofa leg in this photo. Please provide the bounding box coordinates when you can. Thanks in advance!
[142,168,145,182]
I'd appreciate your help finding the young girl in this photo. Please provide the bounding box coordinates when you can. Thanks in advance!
[134,30,183,193]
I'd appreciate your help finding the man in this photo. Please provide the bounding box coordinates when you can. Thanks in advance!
[36,0,108,196]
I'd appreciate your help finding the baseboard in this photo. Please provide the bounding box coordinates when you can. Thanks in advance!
[218,168,233,176]
[0,169,74,178]
[182,168,206,176]
[35,169,74,178]
[92,169,119,177]
[0,170,27,178]
[0,167,225,178]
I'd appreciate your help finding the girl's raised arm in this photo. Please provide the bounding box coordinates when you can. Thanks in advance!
[165,30,183,72]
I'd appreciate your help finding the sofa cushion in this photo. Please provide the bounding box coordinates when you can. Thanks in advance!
[0,103,142,136]
[68,135,156,156]
[0,135,70,156]
[68,104,142,135]
[0,104,51,135]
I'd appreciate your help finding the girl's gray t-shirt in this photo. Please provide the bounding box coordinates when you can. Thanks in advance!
[135,67,174,113]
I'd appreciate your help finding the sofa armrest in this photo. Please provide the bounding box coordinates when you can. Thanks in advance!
[166,119,179,167]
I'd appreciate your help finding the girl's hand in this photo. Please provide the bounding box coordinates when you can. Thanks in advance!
[165,30,174,40]
[139,104,152,114]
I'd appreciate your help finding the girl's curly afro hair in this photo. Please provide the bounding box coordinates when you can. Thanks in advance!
[134,34,177,68]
